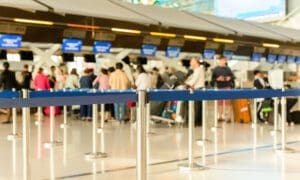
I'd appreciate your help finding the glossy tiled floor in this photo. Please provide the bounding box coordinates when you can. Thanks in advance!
[0,107,300,180]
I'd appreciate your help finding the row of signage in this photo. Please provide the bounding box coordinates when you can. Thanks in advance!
[1,34,300,63]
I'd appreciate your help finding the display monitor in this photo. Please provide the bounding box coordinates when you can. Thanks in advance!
[252,53,262,62]
[296,57,300,65]
[277,55,287,63]
[267,54,277,63]
[136,57,147,65]
[20,51,33,61]
[203,49,215,60]
[62,53,74,62]
[62,38,82,53]
[84,54,96,63]
[0,34,22,49]
[223,50,234,60]
[0,50,7,59]
[287,56,296,63]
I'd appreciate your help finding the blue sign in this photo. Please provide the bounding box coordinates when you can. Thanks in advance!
[277,55,286,63]
[287,56,295,64]
[62,38,82,52]
[267,54,277,63]
[203,49,215,60]
[296,57,300,65]
[93,41,112,54]
[166,46,180,58]
[141,45,157,57]
[252,53,262,62]
[223,50,234,60]
[0,34,22,49]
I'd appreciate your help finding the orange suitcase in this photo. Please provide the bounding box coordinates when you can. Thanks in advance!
[232,99,251,123]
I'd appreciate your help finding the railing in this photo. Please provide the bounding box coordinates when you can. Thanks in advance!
[0,88,299,180]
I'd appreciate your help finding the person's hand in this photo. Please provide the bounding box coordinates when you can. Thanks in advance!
[217,76,224,81]
[226,76,231,81]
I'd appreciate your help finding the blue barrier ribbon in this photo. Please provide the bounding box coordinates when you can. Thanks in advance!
[0,90,19,98]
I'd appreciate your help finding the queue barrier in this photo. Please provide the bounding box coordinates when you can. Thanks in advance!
[0,88,299,180]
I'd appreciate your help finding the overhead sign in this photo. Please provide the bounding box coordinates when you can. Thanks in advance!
[277,55,286,63]
[141,44,157,57]
[166,46,180,58]
[252,53,262,62]
[287,56,295,64]
[296,57,300,65]
[267,54,277,63]
[0,34,22,49]
[93,41,112,54]
[62,38,82,52]
[203,49,215,60]
[223,50,234,60]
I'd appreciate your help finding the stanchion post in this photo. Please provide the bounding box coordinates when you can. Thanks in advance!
[44,89,62,149]
[22,89,31,180]
[179,90,204,171]
[7,88,21,140]
[276,92,294,153]
[252,98,258,128]
[85,89,107,160]
[271,97,279,149]
[211,100,220,132]
[137,90,147,180]
[35,106,42,126]
[61,89,69,129]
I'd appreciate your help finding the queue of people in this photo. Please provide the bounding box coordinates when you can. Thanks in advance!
[0,56,239,125]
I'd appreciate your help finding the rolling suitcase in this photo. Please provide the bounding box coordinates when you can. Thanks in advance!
[232,99,251,123]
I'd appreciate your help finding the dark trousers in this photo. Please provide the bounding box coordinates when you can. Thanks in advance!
[80,105,92,118]
[194,101,202,126]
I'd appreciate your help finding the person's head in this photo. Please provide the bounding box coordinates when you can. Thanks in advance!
[24,64,29,71]
[115,62,123,70]
[83,68,90,75]
[108,67,115,73]
[136,65,146,74]
[190,57,201,70]
[218,55,227,67]
[38,67,44,74]
[3,62,9,70]
[50,66,56,72]
[70,68,77,75]
[101,68,108,75]
[152,67,159,74]
[254,70,262,77]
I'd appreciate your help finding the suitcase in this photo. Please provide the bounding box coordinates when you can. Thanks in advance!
[232,99,251,123]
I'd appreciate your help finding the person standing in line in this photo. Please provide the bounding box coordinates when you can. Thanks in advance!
[79,69,94,121]
[93,68,111,121]
[185,57,205,126]
[211,56,235,122]
[21,64,32,90]
[0,62,18,123]
[109,63,130,122]
[64,68,79,89]
[33,67,50,91]
[48,65,56,89]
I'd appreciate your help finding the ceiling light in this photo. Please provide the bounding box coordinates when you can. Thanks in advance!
[213,38,234,44]
[14,18,54,26]
[111,28,141,34]
[262,43,280,48]
[184,35,207,41]
[67,23,100,29]
[150,32,176,38]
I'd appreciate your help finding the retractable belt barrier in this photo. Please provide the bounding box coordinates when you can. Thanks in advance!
[1,88,300,180]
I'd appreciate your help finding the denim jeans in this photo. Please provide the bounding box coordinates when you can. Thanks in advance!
[114,103,126,120]
[80,105,92,118]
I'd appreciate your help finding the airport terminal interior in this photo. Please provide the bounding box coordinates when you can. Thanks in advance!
[1,0,300,179]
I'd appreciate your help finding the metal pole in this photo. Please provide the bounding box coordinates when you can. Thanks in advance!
[85,89,107,159]
[60,89,69,129]
[35,106,42,126]
[101,104,105,129]
[179,94,203,171]
[196,100,209,146]
[146,102,153,134]
[137,90,147,180]
[271,98,279,149]
[44,89,62,149]
[7,88,21,140]
[277,95,294,153]
[211,100,220,132]
[22,89,31,180]
[252,99,257,128]
[222,100,226,119]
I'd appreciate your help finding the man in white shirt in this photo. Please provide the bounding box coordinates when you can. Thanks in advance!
[185,57,205,89]
[184,57,205,126]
